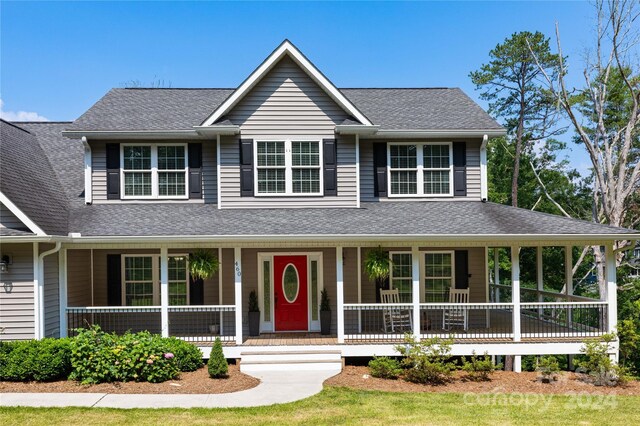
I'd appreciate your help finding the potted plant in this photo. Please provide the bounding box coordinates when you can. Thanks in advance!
[320,288,331,335]
[248,290,260,336]
[364,246,391,302]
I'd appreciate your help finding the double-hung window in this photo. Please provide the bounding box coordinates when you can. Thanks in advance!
[390,252,413,303]
[255,139,322,195]
[423,252,454,302]
[122,144,188,199]
[122,255,189,306]
[388,142,453,197]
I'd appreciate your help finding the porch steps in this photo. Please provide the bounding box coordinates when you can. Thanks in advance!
[240,349,343,373]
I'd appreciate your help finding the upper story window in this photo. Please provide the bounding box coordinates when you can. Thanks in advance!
[388,142,453,197]
[255,139,322,195]
[121,144,188,199]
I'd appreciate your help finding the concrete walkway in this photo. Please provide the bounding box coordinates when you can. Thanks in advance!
[0,369,337,409]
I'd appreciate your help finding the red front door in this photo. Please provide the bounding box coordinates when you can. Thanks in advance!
[274,255,308,331]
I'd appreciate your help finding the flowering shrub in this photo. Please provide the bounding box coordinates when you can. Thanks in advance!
[69,326,179,384]
[153,336,203,372]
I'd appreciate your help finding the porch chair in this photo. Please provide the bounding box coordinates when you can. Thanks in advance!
[380,289,412,333]
[442,288,469,331]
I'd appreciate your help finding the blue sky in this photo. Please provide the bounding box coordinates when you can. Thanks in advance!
[1,0,596,172]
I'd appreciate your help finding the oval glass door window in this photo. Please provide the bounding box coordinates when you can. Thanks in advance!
[282,264,299,303]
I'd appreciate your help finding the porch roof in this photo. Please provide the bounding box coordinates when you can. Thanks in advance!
[67,201,638,241]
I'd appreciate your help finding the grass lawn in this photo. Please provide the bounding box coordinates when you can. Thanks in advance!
[1,386,637,425]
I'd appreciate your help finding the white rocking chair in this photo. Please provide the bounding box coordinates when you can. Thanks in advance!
[380,289,412,333]
[442,288,469,331]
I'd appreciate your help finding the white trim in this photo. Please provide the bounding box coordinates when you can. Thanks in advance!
[216,135,222,209]
[387,142,454,198]
[411,246,421,339]
[336,246,344,343]
[0,191,46,236]
[234,247,243,345]
[355,135,361,208]
[33,243,40,339]
[37,242,61,339]
[357,247,362,333]
[606,243,618,333]
[201,40,373,127]
[480,134,488,201]
[369,129,506,139]
[120,143,189,200]
[62,130,205,140]
[160,247,169,337]
[82,137,92,204]
[512,246,521,342]
[253,138,324,196]
[58,248,68,338]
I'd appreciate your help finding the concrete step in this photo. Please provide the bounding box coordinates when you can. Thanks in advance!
[240,349,343,373]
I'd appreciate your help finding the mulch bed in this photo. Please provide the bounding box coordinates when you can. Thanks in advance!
[325,366,640,395]
[0,364,259,394]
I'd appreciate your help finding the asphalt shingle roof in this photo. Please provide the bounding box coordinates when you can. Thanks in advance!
[66,87,502,132]
[0,120,69,235]
[68,201,634,238]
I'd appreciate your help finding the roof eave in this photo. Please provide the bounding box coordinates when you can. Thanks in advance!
[62,130,206,140]
[369,129,506,139]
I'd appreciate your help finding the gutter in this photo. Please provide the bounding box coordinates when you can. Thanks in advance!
[82,137,92,204]
[335,125,380,135]
[36,242,61,339]
[480,134,489,201]
[62,130,205,140]
[193,125,240,136]
[370,129,506,139]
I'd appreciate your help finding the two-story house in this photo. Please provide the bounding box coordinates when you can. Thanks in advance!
[1,41,637,373]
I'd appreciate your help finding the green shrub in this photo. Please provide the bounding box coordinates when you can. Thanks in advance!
[461,351,500,381]
[576,333,629,387]
[536,355,561,382]
[395,334,455,385]
[69,326,179,384]
[207,338,228,378]
[156,337,204,372]
[0,338,71,382]
[368,356,402,379]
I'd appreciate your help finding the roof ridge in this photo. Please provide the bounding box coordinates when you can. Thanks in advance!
[114,87,458,91]
[340,87,457,90]
[0,119,32,134]
[119,87,236,90]
[12,121,73,124]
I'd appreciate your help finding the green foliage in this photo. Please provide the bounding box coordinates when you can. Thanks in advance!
[156,336,203,372]
[248,290,260,312]
[0,338,71,382]
[364,246,390,283]
[395,334,455,384]
[618,279,640,374]
[207,338,228,378]
[189,250,220,281]
[68,326,179,384]
[461,351,500,381]
[536,355,561,382]
[320,288,330,312]
[368,356,402,379]
[576,334,629,386]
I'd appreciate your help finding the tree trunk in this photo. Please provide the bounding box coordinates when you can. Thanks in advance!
[511,98,526,208]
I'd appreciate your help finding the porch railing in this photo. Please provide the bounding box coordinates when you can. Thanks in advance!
[490,283,600,303]
[419,303,514,340]
[520,302,608,338]
[343,303,413,342]
[66,305,236,342]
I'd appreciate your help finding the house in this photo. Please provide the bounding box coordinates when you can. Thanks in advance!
[1,40,638,372]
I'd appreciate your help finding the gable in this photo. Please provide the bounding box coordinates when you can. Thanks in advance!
[0,202,29,231]
[226,56,351,135]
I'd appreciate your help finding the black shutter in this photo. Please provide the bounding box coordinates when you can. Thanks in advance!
[107,254,122,306]
[454,250,469,289]
[106,143,120,200]
[323,138,337,196]
[188,143,202,199]
[239,139,254,197]
[453,142,467,197]
[373,143,387,197]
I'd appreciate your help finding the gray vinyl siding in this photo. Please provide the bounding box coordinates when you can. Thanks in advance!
[43,250,60,338]
[67,249,92,306]
[91,140,217,204]
[0,243,34,340]
[359,139,483,201]
[0,202,27,230]
[220,56,357,208]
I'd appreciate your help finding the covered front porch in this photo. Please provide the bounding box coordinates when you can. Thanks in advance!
[59,240,617,360]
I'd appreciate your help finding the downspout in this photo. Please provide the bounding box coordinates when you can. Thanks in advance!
[37,242,62,338]
[480,134,489,202]
[82,137,92,205]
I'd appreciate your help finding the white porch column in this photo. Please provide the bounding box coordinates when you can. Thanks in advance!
[494,248,500,302]
[412,246,421,340]
[605,243,618,334]
[234,247,243,345]
[514,355,522,373]
[160,246,169,338]
[537,246,544,318]
[336,246,344,343]
[218,247,224,336]
[33,242,40,339]
[357,246,362,333]
[565,245,574,327]
[58,248,68,338]
[511,246,521,343]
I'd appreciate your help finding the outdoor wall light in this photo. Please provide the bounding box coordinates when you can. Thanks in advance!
[0,255,9,273]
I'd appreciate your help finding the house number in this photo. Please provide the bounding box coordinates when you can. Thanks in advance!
[235,261,242,277]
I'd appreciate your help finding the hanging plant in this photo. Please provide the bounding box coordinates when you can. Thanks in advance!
[364,246,391,302]
[189,249,220,281]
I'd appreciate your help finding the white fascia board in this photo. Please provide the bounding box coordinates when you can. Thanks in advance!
[370,129,506,139]
[201,40,373,127]
[193,125,240,136]
[0,191,47,236]
[67,233,640,245]
[62,130,203,140]
[0,235,59,243]
[335,125,380,135]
